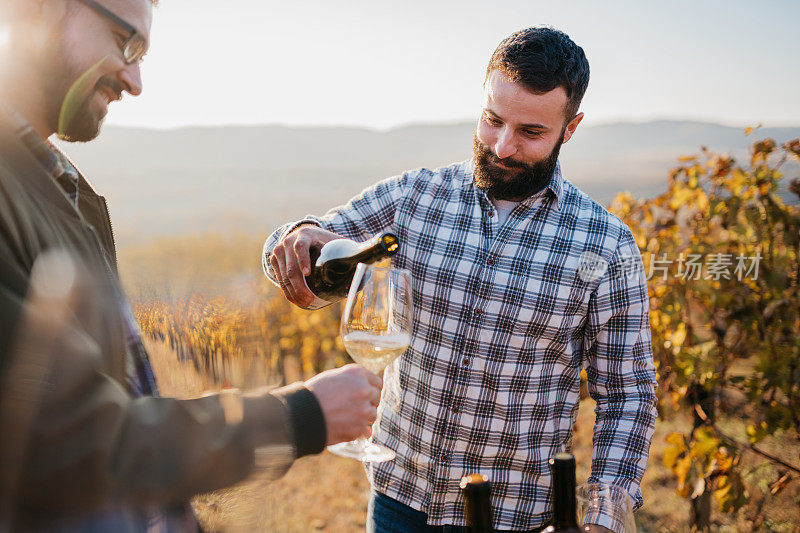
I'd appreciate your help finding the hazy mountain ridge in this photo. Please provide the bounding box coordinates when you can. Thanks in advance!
[58,120,799,246]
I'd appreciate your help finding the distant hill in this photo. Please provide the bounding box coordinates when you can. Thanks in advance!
[58,120,799,246]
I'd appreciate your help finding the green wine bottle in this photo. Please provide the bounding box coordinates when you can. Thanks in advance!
[544,453,581,533]
[303,232,399,309]
[461,473,494,533]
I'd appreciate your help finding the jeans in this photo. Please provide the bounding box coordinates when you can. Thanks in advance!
[367,491,548,533]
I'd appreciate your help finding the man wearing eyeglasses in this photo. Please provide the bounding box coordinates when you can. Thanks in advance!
[0,1,382,531]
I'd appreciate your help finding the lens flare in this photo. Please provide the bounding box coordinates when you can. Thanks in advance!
[57,56,107,138]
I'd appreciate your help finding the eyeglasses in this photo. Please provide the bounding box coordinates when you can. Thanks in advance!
[74,0,147,64]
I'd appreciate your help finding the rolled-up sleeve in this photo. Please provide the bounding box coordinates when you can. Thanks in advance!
[262,172,412,283]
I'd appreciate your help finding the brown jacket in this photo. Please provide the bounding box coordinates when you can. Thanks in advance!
[0,108,325,528]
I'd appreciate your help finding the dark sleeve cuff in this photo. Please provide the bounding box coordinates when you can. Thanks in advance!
[271,382,327,458]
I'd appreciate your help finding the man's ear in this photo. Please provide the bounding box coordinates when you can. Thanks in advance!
[562,112,584,144]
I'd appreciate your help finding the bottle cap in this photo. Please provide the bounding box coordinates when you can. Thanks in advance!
[549,452,576,468]
[460,473,490,491]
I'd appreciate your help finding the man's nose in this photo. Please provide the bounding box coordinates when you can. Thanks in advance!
[118,63,143,96]
[494,128,517,160]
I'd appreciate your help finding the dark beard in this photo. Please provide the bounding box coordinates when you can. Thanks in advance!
[42,38,121,142]
[56,86,104,143]
[472,130,564,201]
[56,74,122,143]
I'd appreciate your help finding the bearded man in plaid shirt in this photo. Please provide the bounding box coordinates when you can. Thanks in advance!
[264,27,657,532]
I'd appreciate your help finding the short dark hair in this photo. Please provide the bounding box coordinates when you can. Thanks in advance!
[486,27,589,120]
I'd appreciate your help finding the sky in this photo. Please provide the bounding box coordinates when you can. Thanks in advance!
[99,0,800,130]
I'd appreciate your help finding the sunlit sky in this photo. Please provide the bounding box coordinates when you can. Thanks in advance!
[106,0,798,130]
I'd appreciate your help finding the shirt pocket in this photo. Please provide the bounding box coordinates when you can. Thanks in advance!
[510,262,591,361]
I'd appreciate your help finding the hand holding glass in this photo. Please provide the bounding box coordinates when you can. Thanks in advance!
[327,263,413,462]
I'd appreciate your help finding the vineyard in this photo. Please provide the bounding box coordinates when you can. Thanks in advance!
[613,135,800,530]
[134,287,348,389]
[129,135,800,531]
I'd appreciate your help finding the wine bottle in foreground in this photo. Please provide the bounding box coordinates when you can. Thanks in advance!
[544,453,581,533]
[303,232,399,309]
[461,473,494,533]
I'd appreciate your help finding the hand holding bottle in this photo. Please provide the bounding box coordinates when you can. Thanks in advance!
[269,225,342,308]
[270,227,399,310]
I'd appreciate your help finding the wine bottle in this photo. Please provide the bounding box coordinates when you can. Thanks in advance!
[303,232,399,309]
[461,473,493,533]
[544,453,581,533]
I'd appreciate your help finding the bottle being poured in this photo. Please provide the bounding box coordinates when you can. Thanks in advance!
[302,232,399,310]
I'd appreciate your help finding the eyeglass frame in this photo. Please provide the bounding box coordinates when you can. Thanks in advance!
[74,0,147,64]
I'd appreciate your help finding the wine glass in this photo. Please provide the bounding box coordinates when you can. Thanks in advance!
[576,483,637,533]
[327,263,413,462]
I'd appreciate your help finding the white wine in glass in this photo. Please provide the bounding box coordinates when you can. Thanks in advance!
[341,330,411,373]
[327,263,413,462]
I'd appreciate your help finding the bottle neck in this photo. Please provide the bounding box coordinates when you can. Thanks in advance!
[352,242,389,264]
[348,233,397,265]
[461,474,492,533]
[551,457,578,528]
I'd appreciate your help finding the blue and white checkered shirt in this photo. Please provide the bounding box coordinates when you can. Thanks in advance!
[264,160,657,530]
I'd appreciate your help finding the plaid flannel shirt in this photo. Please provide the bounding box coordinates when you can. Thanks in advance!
[263,160,657,530]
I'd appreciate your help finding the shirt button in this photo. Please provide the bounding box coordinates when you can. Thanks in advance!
[487,210,495,217]
[441,453,450,463]
[461,357,470,366]
[473,308,482,317]
[486,256,496,266]
[452,405,460,414]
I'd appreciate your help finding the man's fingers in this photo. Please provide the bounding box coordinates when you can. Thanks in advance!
[270,226,346,309]
[286,244,314,306]
[271,248,301,305]
[361,405,377,437]
[366,371,383,390]
[369,388,381,407]
[293,235,313,277]
[279,278,301,307]
[285,262,305,289]
[269,250,285,286]
[285,266,312,307]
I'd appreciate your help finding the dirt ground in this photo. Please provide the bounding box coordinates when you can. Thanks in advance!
[147,340,799,532]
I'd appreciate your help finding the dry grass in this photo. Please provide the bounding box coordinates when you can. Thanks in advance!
[147,340,799,532]
[147,340,370,532]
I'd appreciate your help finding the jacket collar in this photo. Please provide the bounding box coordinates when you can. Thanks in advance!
[0,101,82,220]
